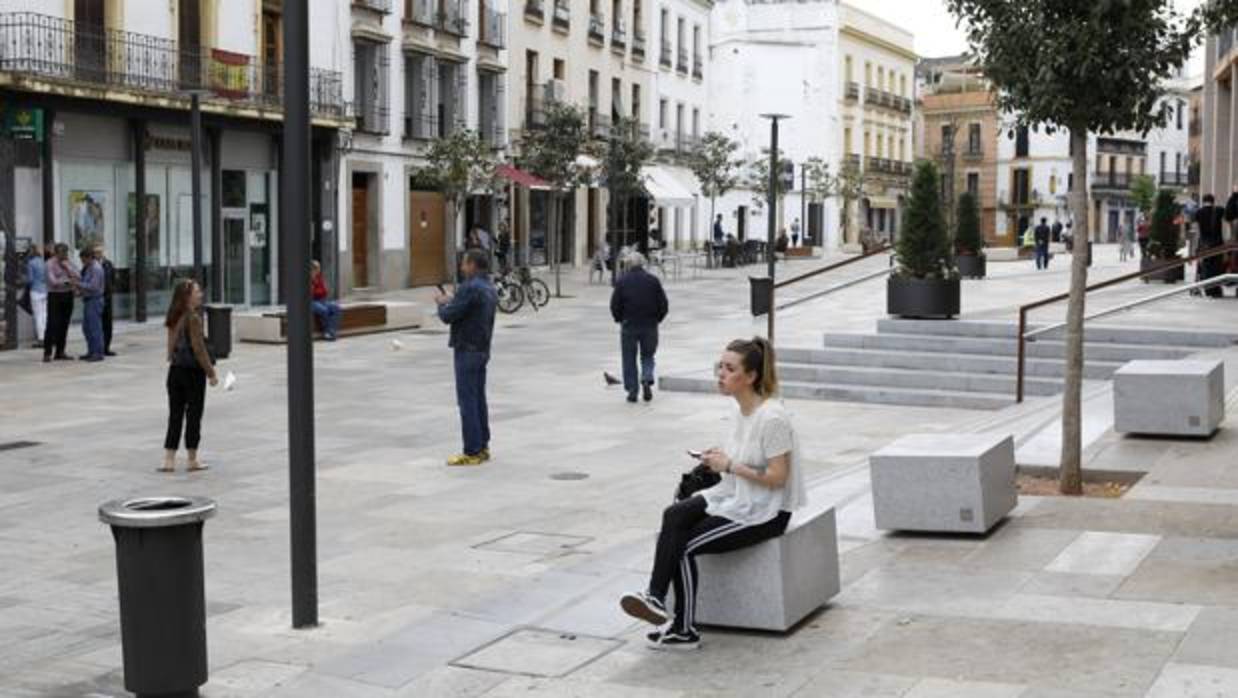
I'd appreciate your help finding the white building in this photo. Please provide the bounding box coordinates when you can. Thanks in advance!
[340,0,509,291]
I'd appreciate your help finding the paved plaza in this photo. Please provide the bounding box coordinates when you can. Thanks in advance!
[4,246,1238,697]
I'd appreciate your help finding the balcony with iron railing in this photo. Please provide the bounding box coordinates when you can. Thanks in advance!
[552,0,570,30]
[611,22,626,52]
[844,81,859,101]
[0,12,347,119]
[692,54,702,79]
[524,83,553,129]
[404,113,438,140]
[354,0,393,13]
[866,157,911,177]
[438,0,469,37]
[588,12,605,44]
[632,29,645,59]
[659,40,671,67]
[962,146,984,161]
[1094,171,1134,190]
[1097,138,1146,156]
[845,153,862,171]
[864,86,911,114]
[478,4,505,48]
[1159,170,1190,187]
[524,0,545,22]
[357,104,391,135]
[676,47,688,74]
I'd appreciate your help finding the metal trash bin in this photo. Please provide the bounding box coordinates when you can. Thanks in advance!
[100,496,216,698]
[749,276,772,316]
[203,305,231,360]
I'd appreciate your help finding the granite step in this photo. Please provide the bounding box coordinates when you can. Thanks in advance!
[822,332,1193,362]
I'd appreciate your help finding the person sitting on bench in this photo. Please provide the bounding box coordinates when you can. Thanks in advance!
[310,260,340,341]
[619,336,807,650]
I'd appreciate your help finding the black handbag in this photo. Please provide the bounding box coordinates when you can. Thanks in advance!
[17,284,31,315]
[675,464,721,501]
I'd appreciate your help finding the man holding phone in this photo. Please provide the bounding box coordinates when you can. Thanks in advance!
[435,250,498,466]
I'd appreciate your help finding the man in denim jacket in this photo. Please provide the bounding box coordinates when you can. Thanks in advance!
[436,249,498,466]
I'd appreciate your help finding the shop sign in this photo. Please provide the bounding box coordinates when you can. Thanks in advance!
[0,105,44,142]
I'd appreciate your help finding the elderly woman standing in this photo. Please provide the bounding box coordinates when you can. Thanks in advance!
[162,279,218,473]
[25,245,47,349]
[620,337,806,649]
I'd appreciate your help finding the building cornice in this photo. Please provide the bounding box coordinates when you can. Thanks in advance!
[840,25,917,61]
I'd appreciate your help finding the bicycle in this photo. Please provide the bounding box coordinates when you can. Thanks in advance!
[493,266,550,314]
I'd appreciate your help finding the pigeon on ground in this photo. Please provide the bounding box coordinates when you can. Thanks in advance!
[604,371,621,386]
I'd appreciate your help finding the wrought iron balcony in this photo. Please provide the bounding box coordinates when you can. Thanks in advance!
[962,146,984,161]
[632,29,645,59]
[479,4,505,48]
[844,153,862,171]
[525,83,549,129]
[404,113,438,140]
[611,23,626,52]
[659,40,671,67]
[864,86,911,114]
[1096,138,1145,156]
[1094,172,1133,190]
[845,81,859,101]
[865,156,911,177]
[588,13,605,44]
[552,0,570,29]
[676,47,688,74]
[357,104,391,135]
[0,12,346,119]
[524,0,545,22]
[1158,171,1189,187]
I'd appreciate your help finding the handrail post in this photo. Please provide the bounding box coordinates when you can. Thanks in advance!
[1016,308,1027,403]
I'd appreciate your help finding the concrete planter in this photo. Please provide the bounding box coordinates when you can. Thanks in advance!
[1140,257,1185,283]
[887,276,960,319]
[956,254,986,279]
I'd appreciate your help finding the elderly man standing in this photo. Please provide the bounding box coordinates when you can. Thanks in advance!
[77,248,106,362]
[435,249,499,466]
[610,252,669,403]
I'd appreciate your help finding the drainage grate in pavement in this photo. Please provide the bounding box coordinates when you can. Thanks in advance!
[550,471,589,481]
[450,628,622,678]
[473,531,593,555]
[0,441,41,452]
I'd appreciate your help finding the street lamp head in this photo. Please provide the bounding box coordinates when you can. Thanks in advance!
[759,113,791,121]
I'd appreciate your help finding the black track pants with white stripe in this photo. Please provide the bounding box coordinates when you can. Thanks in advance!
[648,494,791,633]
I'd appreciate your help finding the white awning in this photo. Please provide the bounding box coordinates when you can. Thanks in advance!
[641,165,694,207]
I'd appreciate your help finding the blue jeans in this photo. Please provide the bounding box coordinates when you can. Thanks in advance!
[621,324,659,394]
[82,296,104,358]
[1034,244,1050,270]
[312,300,341,337]
[453,350,490,456]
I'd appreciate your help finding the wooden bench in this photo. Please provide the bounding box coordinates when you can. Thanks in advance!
[235,301,424,343]
[687,502,840,632]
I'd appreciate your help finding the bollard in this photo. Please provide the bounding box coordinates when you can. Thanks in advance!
[99,496,216,698]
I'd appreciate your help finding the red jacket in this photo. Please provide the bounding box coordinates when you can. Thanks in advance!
[311,273,328,300]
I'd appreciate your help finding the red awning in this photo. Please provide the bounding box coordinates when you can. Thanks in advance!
[497,164,551,191]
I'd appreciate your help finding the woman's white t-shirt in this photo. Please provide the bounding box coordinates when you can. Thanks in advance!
[700,399,807,526]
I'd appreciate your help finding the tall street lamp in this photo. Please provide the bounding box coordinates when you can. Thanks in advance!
[759,113,789,345]
[185,89,211,288]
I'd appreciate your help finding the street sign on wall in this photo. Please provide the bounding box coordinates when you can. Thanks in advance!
[0,104,44,142]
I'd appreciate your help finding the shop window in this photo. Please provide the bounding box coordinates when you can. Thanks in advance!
[222,170,247,208]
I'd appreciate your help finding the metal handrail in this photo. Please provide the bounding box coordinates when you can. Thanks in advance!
[1015,242,1238,402]
[773,244,892,290]
[778,267,893,312]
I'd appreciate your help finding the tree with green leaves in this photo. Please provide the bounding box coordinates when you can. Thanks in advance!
[801,157,832,203]
[832,162,867,248]
[748,152,791,211]
[895,161,953,279]
[1129,174,1158,218]
[588,116,655,282]
[518,101,591,296]
[1148,189,1180,260]
[948,0,1238,495]
[688,131,740,228]
[418,129,500,259]
[955,191,983,256]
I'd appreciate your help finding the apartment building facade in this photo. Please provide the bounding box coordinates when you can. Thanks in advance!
[341,0,509,292]
[1202,26,1238,204]
[0,0,349,348]
[837,2,915,250]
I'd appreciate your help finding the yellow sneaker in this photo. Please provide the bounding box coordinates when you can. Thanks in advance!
[447,453,485,466]
[479,448,491,462]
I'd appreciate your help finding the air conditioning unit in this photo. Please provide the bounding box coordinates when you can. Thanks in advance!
[546,79,568,102]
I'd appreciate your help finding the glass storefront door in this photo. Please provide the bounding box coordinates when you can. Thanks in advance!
[223,212,248,305]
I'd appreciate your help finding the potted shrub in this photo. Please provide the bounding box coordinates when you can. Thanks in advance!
[1140,189,1185,283]
[888,161,960,318]
[954,191,986,279]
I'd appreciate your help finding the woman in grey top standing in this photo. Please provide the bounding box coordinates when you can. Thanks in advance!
[621,337,806,650]
[162,279,218,472]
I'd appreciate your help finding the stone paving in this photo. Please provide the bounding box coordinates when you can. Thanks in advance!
[2,245,1238,697]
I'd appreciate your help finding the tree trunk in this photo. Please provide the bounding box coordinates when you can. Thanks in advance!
[551,190,562,297]
[1058,127,1090,496]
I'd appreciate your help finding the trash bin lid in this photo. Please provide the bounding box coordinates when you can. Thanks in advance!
[98,496,217,528]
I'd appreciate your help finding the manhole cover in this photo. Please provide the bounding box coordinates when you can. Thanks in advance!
[0,441,40,452]
[451,628,621,678]
[550,471,589,481]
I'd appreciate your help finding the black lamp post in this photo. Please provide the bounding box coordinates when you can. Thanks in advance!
[759,113,789,344]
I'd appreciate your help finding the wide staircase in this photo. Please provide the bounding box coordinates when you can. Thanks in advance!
[662,319,1238,410]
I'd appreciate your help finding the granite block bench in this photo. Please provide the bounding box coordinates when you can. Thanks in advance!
[870,433,1016,534]
[235,301,424,343]
[1114,359,1225,437]
[689,502,840,632]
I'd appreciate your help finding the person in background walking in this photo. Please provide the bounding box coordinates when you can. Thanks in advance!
[620,337,806,650]
[790,218,801,248]
[610,252,669,403]
[162,279,218,472]
[42,243,78,363]
[310,260,340,340]
[94,245,116,356]
[1119,220,1136,262]
[1051,219,1063,243]
[25,245,47,349]
[1137,215,1151,258]
[713,214,724,243]
[1034,217,1051,270]
[77,248,105,362]
[435,249,498,466]
[496,221,512,273]
[1197,194,1227,298]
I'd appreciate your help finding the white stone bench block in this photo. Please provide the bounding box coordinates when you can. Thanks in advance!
[870,433,1016,534]
[691,504,840,632]
[1114,360,1225,437]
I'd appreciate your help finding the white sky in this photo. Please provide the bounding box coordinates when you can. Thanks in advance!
[852,0,1209,80]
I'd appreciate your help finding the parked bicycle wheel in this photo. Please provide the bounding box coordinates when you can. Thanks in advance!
[526,278,551,308]
[497,281,524,314]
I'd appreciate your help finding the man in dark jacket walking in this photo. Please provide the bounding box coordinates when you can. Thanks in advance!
[1198,194,1227,298]
[1034,217,1052,270]
[436,249,499,466]
[610,252,669,403]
